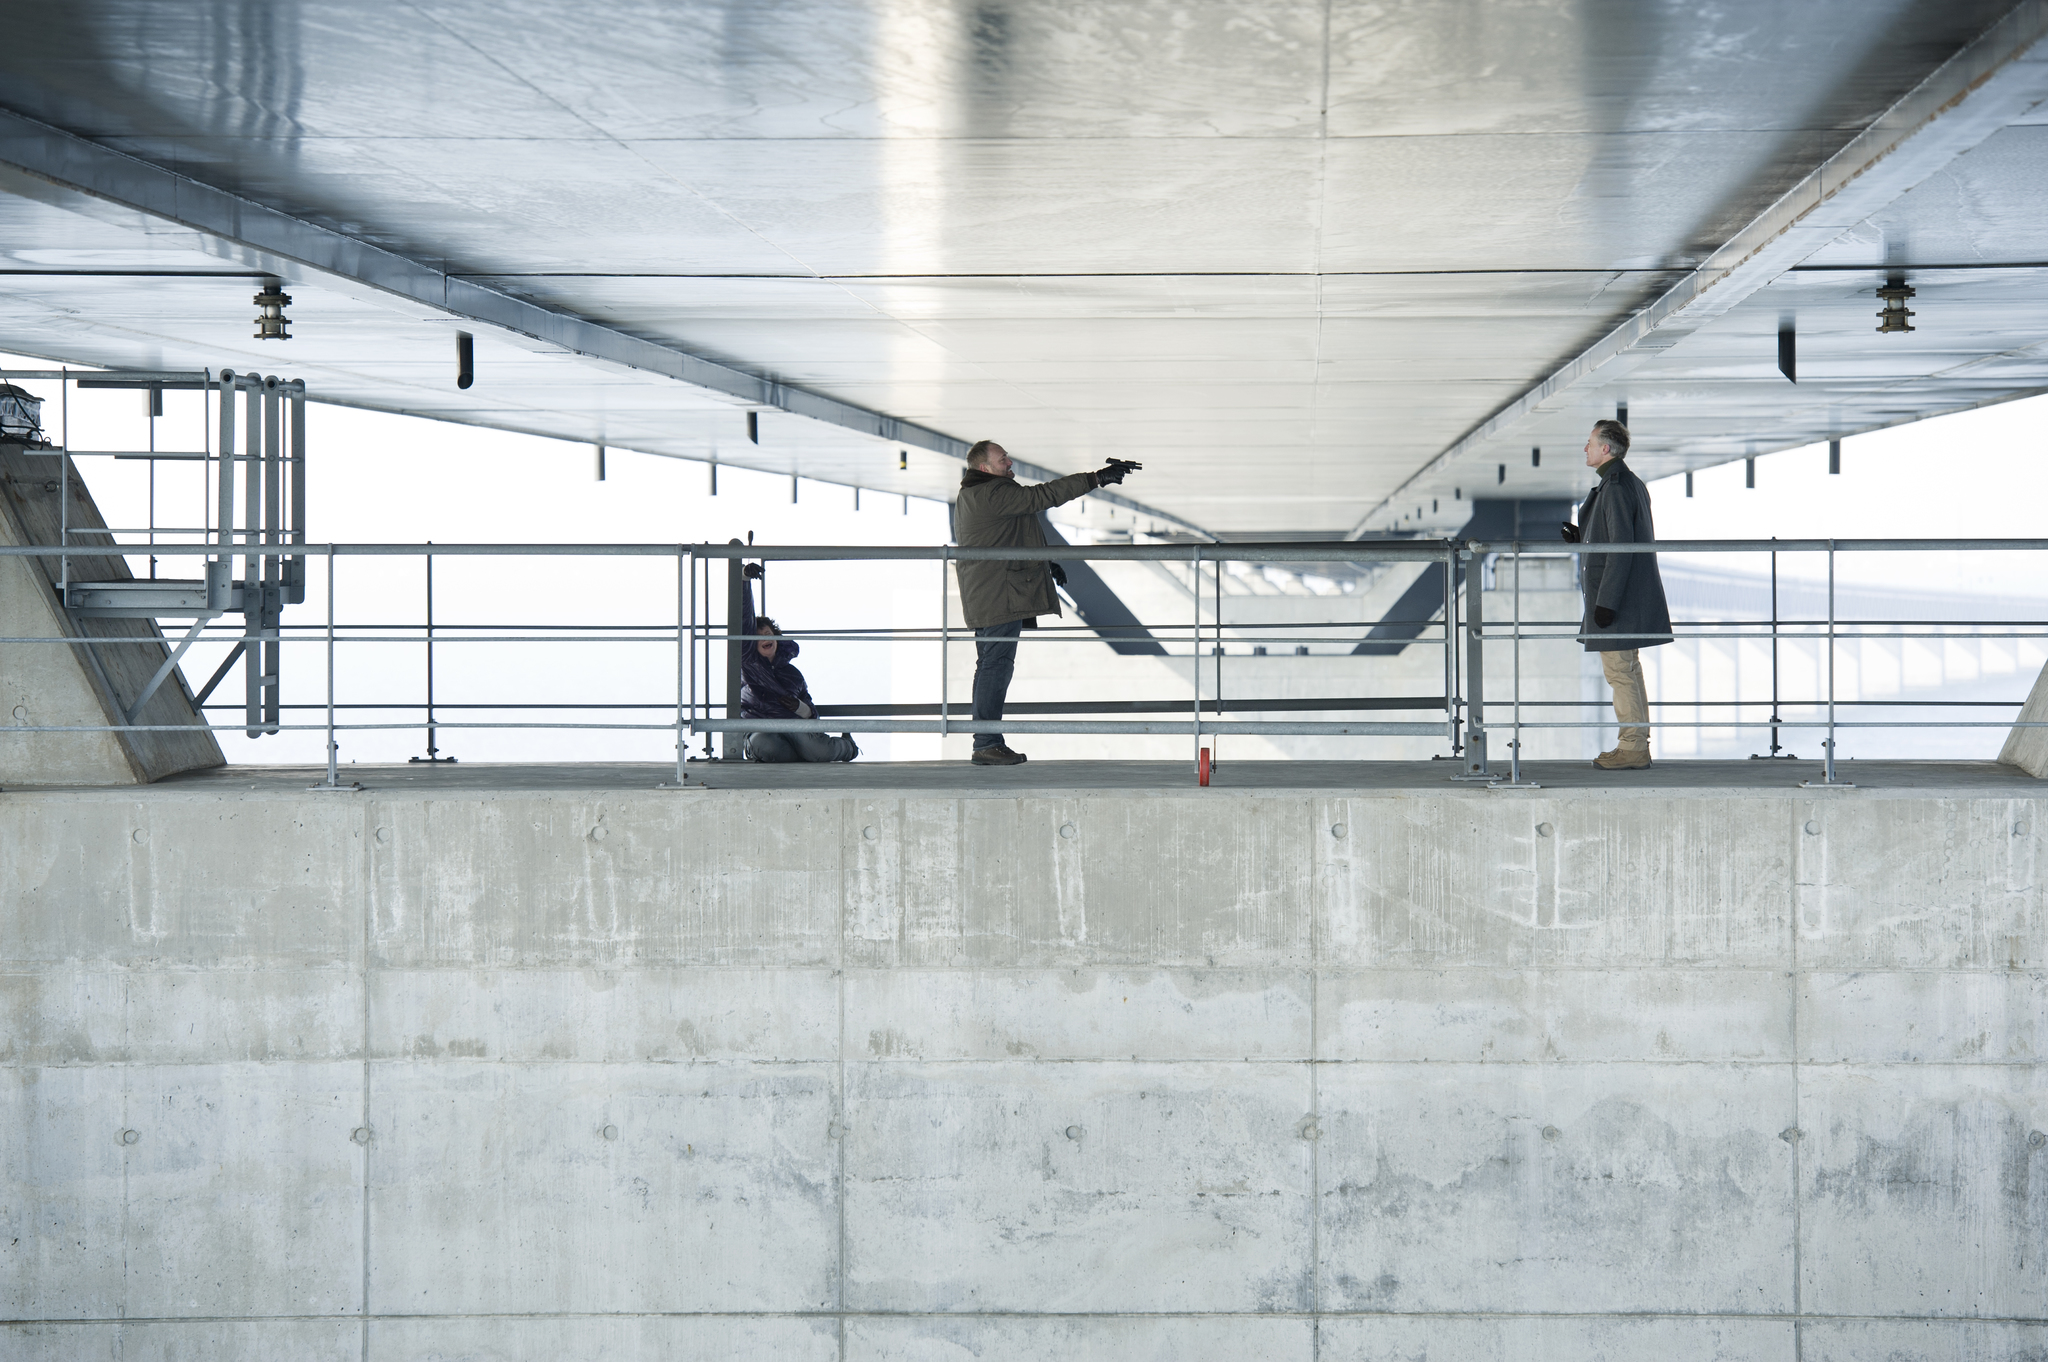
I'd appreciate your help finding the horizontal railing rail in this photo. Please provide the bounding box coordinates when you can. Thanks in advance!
[4,535,2042,789]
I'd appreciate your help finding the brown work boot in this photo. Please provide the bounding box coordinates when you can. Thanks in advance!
[971,744,1028,766]
[1593,746,1652,770]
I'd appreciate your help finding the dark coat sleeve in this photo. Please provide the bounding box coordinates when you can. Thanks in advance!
[738,581,813,719]
[968,470,1097,518]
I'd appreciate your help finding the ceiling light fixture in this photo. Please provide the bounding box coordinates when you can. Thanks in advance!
[0,382,46,444]
[1876,278,1916,333]
[253,284,292,340]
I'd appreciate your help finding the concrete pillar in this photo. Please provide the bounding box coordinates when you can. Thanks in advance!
[0,446,223,785]
[1999,659,2048,777]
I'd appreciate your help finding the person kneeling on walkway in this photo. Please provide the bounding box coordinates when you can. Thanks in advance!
[739,567,859,763]
[1562,418,1672,769]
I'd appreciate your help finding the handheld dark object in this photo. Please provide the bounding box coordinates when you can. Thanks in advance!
[1048,561,1068,587]
[742,562,764,580]
[1594,606,1616,628]
[1560,521,1580,543]
[1096,457,1142,485]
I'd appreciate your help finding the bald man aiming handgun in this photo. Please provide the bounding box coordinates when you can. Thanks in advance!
[953,442,1140,765]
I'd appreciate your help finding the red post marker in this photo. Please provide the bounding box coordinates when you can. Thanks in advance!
[1198,746,1211,787]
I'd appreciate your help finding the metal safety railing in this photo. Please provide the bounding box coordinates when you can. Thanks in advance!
[4,536,2045,790]
[1465,538,2048,788]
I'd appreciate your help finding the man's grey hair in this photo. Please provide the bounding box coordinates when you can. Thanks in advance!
[1591,419,1630,456]
[966,439,1002,469]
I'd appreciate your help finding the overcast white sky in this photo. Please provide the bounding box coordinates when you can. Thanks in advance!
[8,351,2045,765]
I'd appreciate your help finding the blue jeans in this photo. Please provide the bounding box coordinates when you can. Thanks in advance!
[972,618,1023,750]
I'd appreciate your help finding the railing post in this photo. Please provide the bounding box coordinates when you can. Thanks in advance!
[1192,544,1202,774]
[688,544,696,782]
[58,370,67,599]
[243,379,263,737]
[261,377,282,735]
[1511,546,1523,782]
[687,547,697,759]
[1443,540,1459,754]
[325,547,336,780]
[1801,538,1854,788]
[725,539,745,760]
[940,547,950,742]
[308,545,359,791]
[1453,548,1492,779]
[1211,551,1222,770]
[659,545,691,788]
[1752,537,1793,759]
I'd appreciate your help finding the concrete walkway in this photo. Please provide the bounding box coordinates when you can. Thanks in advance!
[80,756,2048,798]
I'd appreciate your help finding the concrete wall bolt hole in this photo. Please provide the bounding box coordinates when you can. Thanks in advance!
[2030,1130,2046,1149]
[862,825,876,840]
[602,1124,619,1141]
[1804,820,1822,835]
[1065,1125,1083,1140]
[1058,823,1076,839]
[1297,1116,1320,1141]
[351,1127,372,1145]
[1535,823,1553,838]
[590,825,608,842]
[11,705,27,722]
[1330,823,1347,839]
[1541,1125,1560,1141]
[374,827,390,844]
[1780,1127,1803,1143]
[2017,823,2031,838]
[118,1128,139,1146]
[130,828,146,844]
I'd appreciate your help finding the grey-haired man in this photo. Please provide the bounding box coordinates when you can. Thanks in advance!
[1561,419,1672,769]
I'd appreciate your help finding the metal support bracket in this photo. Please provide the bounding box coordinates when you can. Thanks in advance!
[122,613,220,725]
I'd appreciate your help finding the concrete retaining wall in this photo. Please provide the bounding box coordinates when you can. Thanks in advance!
[3,783,2044,1360]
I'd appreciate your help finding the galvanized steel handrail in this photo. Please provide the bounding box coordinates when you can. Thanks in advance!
[8,534,2046,789]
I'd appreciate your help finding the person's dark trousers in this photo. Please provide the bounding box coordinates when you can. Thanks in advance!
[744,731,858,763]
[972,618,1023,751]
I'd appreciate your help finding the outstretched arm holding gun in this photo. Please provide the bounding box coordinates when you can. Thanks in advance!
[1044,458,1144,589]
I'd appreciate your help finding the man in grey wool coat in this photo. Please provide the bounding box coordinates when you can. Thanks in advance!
[954,440,1137,765]
[1561,418,1672,769]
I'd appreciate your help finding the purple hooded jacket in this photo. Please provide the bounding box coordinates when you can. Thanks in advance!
[738,583,816,721]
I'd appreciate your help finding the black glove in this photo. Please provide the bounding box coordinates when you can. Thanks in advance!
[1560,522,1580,543]
[1095,457,1142,486]
[1594,606,1616,628]
[742,562,764,580]
[1048,561,1068,587]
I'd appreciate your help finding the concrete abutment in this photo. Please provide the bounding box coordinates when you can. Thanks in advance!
[3,772,2043,1360]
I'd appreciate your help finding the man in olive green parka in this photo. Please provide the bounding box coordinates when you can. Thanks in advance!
[955,440,1137,765]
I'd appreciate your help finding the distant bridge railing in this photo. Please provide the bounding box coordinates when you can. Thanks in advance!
[4,538,2046,790]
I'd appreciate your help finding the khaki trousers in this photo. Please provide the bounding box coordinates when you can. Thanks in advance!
[1600,648,1650,751]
